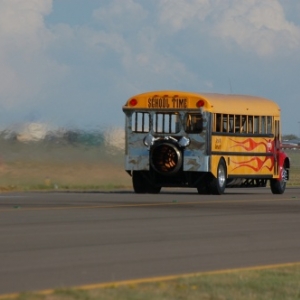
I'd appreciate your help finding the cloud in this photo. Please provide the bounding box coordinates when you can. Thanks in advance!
[212,0,300,56]
[67,2,199,92]
[158,0,211,32]
[279,0,300,25]
[92,0,148,32]
[158,0,300,56]
[0,0,67,109]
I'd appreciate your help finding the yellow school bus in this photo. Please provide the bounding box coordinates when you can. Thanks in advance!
[122,91,290,194]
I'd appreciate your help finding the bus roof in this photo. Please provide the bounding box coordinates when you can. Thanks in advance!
[123,90,281,116]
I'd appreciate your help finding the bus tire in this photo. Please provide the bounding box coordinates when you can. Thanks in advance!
[197,184,210,194]
[147,185,161,194]
[270,164,287,194]
[210,158,227,195]
[132,171,147,193]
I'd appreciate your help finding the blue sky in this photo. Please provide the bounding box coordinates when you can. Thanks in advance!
[1,0,300,135]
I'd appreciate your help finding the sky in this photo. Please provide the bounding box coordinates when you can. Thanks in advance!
[0,0,300,135]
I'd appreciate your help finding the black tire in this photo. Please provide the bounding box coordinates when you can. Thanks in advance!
[210,159,227,195]
[132,171,147,193]
[197,184,210,194]
[147,185,161,194]
[132,171,161,194]
[270,164,287,194]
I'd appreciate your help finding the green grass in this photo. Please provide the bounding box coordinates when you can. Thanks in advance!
[2,265,300,300]
[285,150,300,187]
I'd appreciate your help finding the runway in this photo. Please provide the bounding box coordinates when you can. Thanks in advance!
[0,187,300,295]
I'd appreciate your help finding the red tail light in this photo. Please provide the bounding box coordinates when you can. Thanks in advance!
[129,99,137,106]
[196,100,205,107]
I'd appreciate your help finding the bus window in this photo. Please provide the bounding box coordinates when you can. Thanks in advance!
[185,113,203,133]
[153,113,180,134]
[261,116,266,134]
[241,115,247,132]
[215,114,222,132]
[132,112,150,132]
[254,116,259,133]
[223,114,228,132]
[267,116,272,133]
[235,115,241,132]
[228,115,234,132]
[248,116,253,133]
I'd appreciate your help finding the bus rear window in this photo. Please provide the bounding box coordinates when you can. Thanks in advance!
[131,112,150,132]
[184,113,203,133]
[153,113,180,134]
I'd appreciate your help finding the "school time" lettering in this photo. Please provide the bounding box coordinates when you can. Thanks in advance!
[148,96,187,109]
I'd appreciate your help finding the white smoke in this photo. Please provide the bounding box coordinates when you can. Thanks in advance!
[103,127,125,150]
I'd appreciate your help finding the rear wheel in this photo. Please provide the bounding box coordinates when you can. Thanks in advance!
[147,185,161,194]
[270,164,288,194]
[197,183,210,194]
[210,159,227,195]
[132,171,147,193]
[132,171,161,194]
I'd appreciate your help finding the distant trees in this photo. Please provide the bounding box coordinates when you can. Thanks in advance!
[282,134,298,141]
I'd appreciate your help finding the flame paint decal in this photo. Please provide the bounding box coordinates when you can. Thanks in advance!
[231,157,273,172]
[229,138,273,152]
[229,138,274,172]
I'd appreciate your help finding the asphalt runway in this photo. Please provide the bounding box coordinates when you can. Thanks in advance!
[0,187,300,295]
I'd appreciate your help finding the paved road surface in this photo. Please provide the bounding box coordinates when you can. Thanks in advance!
[0,188,300,295]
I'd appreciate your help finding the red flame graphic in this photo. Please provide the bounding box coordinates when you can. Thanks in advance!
[229,138,274,172]
[231,157,273,172]
[229,138,273,152]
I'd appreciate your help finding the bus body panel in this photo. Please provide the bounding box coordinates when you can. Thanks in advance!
[124,91,281,117]
[182,126,208,172]
[125,134,210,172]
[125,151,211,173]
[183,153,209,172]
[125,131,150,171]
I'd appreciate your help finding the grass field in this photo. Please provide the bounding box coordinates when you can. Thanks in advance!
[0,140,131,191]
[0,141,299,192]
[1,264,300,300]
[284,149,300,186]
